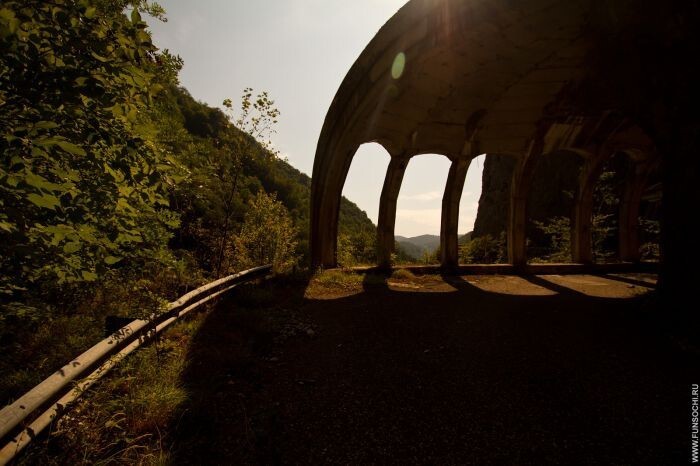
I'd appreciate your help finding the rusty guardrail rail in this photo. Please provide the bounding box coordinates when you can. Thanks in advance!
[0,264,272,465]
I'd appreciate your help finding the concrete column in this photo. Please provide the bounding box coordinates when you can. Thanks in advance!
[508,168,528,267]
[310,142,359,268]
[440,158,471,269]
[619,163,652,262]
[377,156,409,269]
[571,157,605,263]
[507,145,541,268]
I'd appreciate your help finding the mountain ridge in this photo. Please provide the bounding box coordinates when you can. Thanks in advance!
[394,232,473,260]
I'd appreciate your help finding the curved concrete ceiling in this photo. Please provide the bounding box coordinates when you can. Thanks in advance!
[315,0,595,165]
[310,0,665,268]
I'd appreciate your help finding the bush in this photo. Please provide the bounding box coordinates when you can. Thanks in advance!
[531,216,571,262]
[0,1,175,297]
[337,229,376,267]
[391,268,416,280]
[639,218,660,261]
[233,192,298,273]
[459,232,506,264]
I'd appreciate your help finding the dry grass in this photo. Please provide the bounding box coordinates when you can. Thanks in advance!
[311,269,364,290]
[15,277,303,465]
[390,268,417,280]
[18,315,204,466]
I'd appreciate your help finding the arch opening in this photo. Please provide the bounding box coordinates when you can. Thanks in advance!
[455,154,486,264]
[394,154,452,265]
[461,154,515,264]
[336,142,391,267]
[525,151,585,264]
[637,172,662,263]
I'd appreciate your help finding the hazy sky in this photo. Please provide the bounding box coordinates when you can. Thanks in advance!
[147,0,483,237]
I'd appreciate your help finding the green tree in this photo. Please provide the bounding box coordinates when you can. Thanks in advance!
[639,218,660,260]
[337,228,376,267]
[233,192,298,273]
[193,89,281,276]
[532,216,571,262]
[591,169,620,261]
[225,88,280,157]
[459,232,507,264]
[0,1,176,309]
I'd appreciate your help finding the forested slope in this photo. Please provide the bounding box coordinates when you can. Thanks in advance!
[0,0,374,403]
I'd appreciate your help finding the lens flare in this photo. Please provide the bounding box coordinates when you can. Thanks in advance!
[391,52,406,79]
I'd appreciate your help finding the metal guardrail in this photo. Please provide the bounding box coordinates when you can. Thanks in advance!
[0,264,272,465]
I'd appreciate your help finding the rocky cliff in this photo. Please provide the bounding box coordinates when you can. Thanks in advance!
[472,152,584,245]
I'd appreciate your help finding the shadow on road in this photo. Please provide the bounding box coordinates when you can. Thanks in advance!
[167,273,694,465]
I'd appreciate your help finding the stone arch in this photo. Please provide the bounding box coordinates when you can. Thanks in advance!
[440,156,471,268]
[523,150,585,262]
[310,0,698,313]
[618,160,658,262]
[379,152,455,268]
[377,152,411,268]
[338,142,392,266]
[566,124,657,264]
[311,0,595,268]
[467,154,518,264]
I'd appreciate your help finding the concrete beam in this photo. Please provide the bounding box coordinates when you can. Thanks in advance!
[440,158,471,269]
[508,141,543,268]
[310,142,359,268]
[571,155,606,263]
[377,156,409,269]
[619,163,653,262]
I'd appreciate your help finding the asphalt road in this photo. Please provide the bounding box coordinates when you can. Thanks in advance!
[170,274,696,465]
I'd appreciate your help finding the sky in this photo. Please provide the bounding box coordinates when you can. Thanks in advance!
[147,0,484,237]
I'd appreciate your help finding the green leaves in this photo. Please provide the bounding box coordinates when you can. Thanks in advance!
[25,172,64,192]
[27,193,60,210]
[0,8,20,37]
[63,241,81,254]
[56,141,87,161]
[131,8,141,25]
[35,137,86,156]
[233,192,298,273]
[0,220,15,233]
[0,0,178,292]
[33,121,59,130]
[90,51,109,62]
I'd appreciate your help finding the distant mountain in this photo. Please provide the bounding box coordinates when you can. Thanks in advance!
[397,234,440,251]
[395,232,473,260]
[394,234,440,259]
[395,239,424,259]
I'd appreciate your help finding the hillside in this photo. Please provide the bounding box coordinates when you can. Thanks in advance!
[395,239,424,259]
[166,86,375,266]
[0,1,376,407]
[395,234,440,259]
[403,234,440,251]
[459,231,473,244]
[395,232,473,260]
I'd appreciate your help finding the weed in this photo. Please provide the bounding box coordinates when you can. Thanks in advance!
[390,269,416,280]
[311,269,364,290]
[19,315,204,466]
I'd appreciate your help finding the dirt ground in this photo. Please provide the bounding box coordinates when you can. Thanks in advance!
[168,273,696,465]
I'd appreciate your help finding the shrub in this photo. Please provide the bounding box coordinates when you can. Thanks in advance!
[312,269,363,289]
[391,268,416,280]
[459,232,506,263]
[532,216,571,262]
[233,192,298,273]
